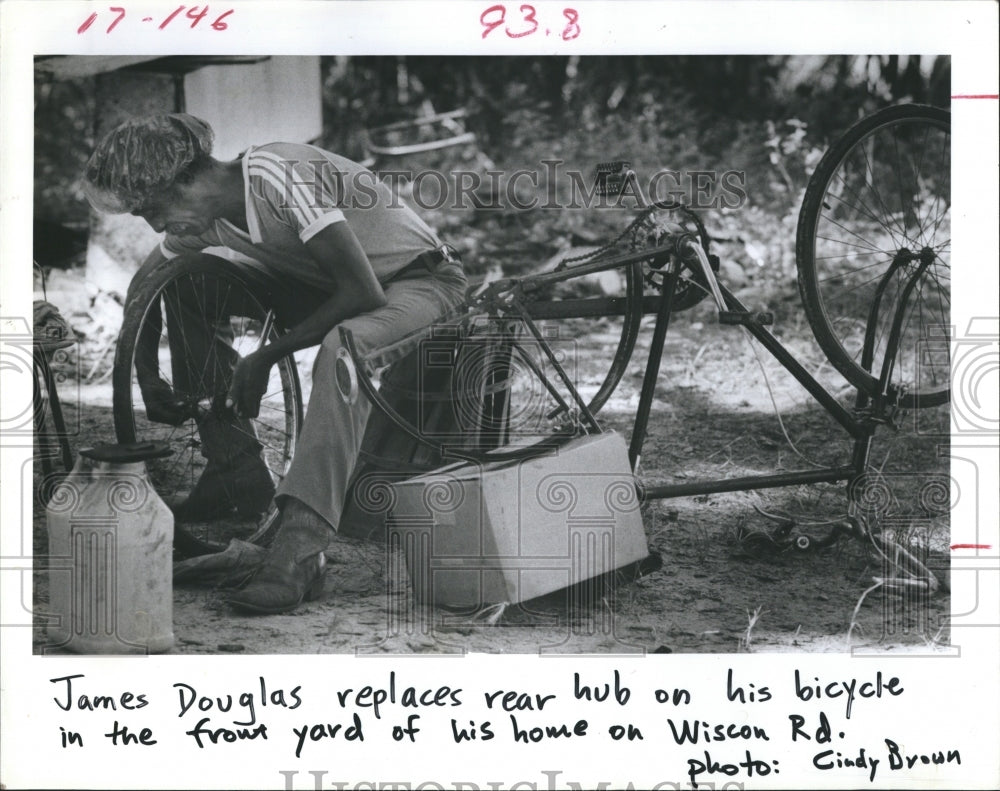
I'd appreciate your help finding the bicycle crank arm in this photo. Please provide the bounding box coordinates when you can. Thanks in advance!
[681,237,728,314]
[681,239,774,328]
[719,310,774,327]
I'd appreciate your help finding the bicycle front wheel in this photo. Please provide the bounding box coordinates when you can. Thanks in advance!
[112,256,303,555]
[796,104,950,408]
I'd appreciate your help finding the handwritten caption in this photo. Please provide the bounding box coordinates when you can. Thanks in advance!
[480,5,580,41]
[75,4,580,39]
[77,5,233,34]
[46,667,963,787]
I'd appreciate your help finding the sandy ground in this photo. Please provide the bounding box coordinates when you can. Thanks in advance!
[30,290,951,656]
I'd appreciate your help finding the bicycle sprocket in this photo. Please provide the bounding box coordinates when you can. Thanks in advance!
[630,201,716,311]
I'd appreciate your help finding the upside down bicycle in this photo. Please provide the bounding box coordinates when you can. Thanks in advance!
[111,104,950,556]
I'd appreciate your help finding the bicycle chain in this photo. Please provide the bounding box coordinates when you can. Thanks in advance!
[553,202,673,270]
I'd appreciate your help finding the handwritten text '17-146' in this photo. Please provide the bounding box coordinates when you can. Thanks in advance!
[77,6,233,34]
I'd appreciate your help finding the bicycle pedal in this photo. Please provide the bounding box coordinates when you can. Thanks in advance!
[594,161,635,197]
[718,310,773,327]
[595,160,631,175]
[595,174,634,196]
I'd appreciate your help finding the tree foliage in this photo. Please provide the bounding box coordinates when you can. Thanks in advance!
[35,55,950,260]
[320,55,950,158]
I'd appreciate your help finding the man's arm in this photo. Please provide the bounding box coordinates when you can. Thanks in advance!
[226,221,387,417]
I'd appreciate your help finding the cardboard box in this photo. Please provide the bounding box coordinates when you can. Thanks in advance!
[389,431,649,608]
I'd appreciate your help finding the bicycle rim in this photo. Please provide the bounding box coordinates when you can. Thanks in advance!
[113,266,302,554]
[797,104,950,408]
[469,259,644,461]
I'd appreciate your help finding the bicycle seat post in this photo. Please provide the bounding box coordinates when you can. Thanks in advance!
[627,256,683,471]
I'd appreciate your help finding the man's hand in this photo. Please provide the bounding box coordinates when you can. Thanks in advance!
[226,351,272,418]
[140,377,194,426]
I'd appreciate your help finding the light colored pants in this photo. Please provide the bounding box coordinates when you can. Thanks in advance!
[276,262,467,528]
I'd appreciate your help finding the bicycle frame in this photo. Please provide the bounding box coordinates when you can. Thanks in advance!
[535,238,925,501]
[342,232,927,505]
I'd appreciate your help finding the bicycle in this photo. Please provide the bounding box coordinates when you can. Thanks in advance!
[112,257,303,556]
[111,103,950,557]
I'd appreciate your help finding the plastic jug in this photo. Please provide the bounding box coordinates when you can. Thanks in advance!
[45,442,175,654]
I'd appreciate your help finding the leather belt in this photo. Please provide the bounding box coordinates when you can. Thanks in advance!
[393,244,461,280]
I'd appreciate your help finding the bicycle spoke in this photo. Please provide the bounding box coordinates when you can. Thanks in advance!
[817,213,898,256]
[826,169,905,244]
[889,127,914,246]
[118,265,300,551]
[854,142,908,247]
[813,249,893,264]
[819,253,892,283]
[818,263,899,293]
[912,124,945,247]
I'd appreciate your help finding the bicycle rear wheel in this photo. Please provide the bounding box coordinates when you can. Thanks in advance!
[344,256,647,466]
[112,256,303,556]
[508,201,708,429]
[796,104,950,408]
[521,259,644,419]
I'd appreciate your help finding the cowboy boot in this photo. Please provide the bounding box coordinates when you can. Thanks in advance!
[226,498,332,614]
[172,408,275,521]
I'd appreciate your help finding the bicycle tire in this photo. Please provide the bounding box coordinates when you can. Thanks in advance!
[796,104,950,408]
[344,254,645,466]
[541,256,645,419]
[112,256,303,556]
[461,253,644,462]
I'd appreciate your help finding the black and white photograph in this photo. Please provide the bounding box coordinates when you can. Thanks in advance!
[2,3,998,790]
[28,53,954,655]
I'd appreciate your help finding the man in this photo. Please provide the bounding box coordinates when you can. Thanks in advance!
[84,113,467,614]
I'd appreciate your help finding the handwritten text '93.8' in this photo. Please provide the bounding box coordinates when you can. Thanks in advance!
[481,5,580,40]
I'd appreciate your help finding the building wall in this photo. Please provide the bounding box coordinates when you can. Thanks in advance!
[183,57,323,159]
[86,70,178,297]
[84,57,322,296]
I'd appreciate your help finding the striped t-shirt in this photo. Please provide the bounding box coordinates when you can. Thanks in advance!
[160,142,442,291]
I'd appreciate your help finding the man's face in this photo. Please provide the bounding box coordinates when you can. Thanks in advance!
[132,180,215,237]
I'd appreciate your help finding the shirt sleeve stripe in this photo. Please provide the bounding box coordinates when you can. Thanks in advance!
[249,151,340,232]
[300,210,346,243]
[250,161,329,231]
[250,165,320,231]
[251,151,330,213]
[248,157,311,205]
[261,149,342,213]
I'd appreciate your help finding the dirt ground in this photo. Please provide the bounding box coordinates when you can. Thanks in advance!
[31,281,951,656]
